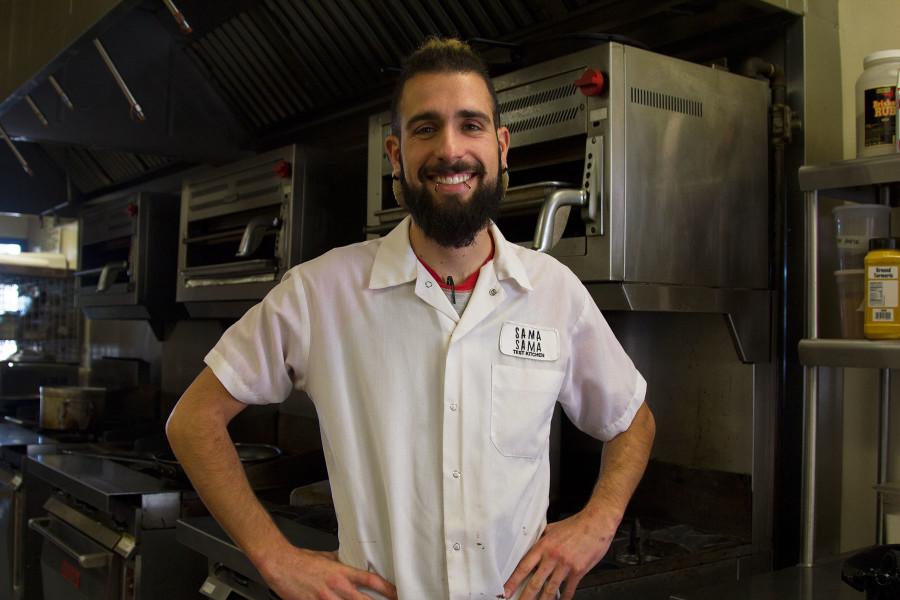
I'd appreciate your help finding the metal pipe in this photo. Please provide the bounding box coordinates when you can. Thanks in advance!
[25,95,49,126]
[93,38,146,121]
[801,190,819,567]
[0,122,33,176]
[877,368,891,544]
[48,75,74,111]
[161,0,192,33]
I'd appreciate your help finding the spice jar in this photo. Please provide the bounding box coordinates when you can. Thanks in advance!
[865,237,900,339]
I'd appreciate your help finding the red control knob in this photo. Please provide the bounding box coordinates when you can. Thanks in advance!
[274,160,292,179]
[126,203,138,217]
[575,69,605,96]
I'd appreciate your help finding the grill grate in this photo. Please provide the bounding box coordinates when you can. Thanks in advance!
[630,87,702,117]
[505,106,580,134]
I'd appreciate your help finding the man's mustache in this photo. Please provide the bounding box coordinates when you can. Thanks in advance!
[418,160,486,180]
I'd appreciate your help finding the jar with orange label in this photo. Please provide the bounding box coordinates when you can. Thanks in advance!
[864,237,900,339]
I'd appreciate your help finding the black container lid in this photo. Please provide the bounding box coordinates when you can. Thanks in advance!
[869,237,900,251]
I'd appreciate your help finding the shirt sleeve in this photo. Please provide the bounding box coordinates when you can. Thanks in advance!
[204,270,311,405]
[557,286,647,441]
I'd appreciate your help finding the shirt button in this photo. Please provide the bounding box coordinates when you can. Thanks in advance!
[452,470,461,479]
[449,403,458,411]
[453,543,461,551]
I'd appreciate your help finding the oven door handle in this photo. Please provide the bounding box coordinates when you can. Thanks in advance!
[28,517,112,569]
[236,216,281,257]
[75,261,129,292]
[532,188,587,253]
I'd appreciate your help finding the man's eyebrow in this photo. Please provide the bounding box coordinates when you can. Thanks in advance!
[405,109,493,129]
[406,111,442,129]
[457,109,491,122]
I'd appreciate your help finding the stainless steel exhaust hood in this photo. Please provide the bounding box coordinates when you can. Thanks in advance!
[0,0,794,212]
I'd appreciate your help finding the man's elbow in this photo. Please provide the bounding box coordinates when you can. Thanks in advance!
[637,402,656,446]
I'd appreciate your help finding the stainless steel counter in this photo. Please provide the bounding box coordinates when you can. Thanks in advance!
[25,453,172,512]
[669,556,857,599]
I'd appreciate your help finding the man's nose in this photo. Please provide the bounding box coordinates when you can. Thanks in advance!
[434,128,464,161]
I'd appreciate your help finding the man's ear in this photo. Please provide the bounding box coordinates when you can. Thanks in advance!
[384,134,405,207]
[385,134,401,176]
[497,126,511,167]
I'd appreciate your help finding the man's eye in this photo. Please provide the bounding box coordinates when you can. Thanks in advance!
[414,125,436,135]
[463,122,484,131]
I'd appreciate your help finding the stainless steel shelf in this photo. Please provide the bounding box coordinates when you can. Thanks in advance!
[799,338,900,368]
[874,483,900,496]
[799,153,900,194]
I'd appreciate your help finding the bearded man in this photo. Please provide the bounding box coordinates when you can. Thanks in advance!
[167,38,655,600]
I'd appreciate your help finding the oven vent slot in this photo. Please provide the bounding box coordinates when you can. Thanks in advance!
[506,107,580,134]
[499,83,578,115]
[630,87,703,117]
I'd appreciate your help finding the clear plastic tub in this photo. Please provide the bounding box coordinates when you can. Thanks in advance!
[835,269,865,338]
[833,204,891,270]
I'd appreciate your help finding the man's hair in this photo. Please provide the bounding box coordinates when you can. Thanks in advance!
[390,37,500,136]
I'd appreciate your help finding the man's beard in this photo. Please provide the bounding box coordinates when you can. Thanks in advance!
[400,156,503,249]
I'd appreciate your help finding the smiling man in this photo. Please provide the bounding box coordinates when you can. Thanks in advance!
[167,38,654,600]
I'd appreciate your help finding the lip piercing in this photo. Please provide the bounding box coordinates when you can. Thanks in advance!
[463,181,471,190]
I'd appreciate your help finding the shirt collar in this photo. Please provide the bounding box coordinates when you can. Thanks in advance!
[368,216,533,291]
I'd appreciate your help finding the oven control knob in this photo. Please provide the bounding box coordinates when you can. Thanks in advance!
[274,160,292,179]
[126,203,138,217]
[575,69,605,96]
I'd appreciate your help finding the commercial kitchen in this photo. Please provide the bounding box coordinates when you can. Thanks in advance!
[0,0,897,598]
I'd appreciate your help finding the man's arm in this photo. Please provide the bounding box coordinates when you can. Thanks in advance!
[504,402,656,600]
[167,367,397,600]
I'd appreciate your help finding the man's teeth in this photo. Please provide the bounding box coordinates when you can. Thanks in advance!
[434,173,472,184]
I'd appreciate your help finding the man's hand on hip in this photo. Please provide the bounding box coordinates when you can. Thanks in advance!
[503,508,620,600]
[257,544,397,600]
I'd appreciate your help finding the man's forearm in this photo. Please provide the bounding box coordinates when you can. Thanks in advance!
[167,369,291,568]
[583,402,655,522]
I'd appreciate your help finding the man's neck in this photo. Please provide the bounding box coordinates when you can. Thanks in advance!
[409,222,494,284]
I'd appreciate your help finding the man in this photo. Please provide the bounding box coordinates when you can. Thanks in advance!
[167,38,655,600]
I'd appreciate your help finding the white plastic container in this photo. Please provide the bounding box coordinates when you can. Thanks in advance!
[835,269,865,338]
[856,49,900,157]
[833,204,891,270]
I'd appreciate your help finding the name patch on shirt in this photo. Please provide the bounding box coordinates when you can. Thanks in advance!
[499,322,560,361]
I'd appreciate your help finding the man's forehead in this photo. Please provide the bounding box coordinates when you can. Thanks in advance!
[399,71,494,123]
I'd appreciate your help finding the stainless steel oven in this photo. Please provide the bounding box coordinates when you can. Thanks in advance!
[367,41,770,361]
[24,453,206,600]
[0,464,25,600]
[178,145,363,319]
[0,424,56,600]
[76,193,181,340]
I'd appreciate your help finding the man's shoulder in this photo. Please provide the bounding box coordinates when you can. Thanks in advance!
[502,239,581,287]
[284,238,382,283]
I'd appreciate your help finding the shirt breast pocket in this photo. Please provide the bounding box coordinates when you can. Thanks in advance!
[490,364,565,460]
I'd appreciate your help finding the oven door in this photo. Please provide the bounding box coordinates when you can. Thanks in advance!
[0,465,24,600]
[28,515,122,600]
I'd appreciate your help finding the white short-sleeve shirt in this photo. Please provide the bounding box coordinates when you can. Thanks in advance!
[205,217,646,599]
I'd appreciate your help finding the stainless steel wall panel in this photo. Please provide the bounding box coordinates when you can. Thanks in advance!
[621,46,768,288]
